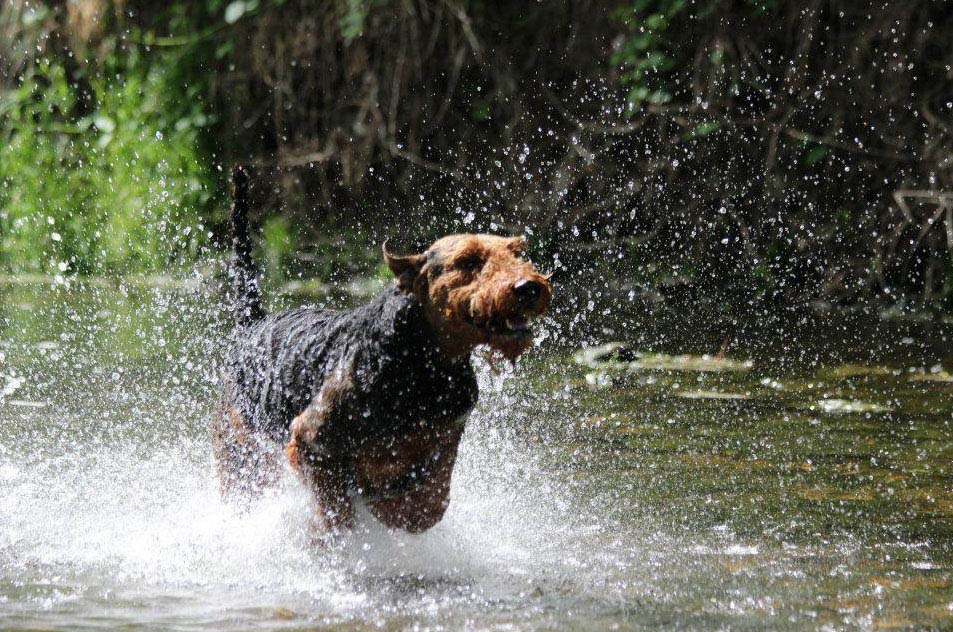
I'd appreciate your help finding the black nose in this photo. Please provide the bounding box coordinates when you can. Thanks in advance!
[513,279,543,305]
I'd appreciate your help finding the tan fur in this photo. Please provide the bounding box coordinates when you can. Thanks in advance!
[396,234,552,360]
[352,417,464,532]
[284,370,355,532]
[211,392,281,499]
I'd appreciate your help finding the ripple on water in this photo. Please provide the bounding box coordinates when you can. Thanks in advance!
[3,283,953,630]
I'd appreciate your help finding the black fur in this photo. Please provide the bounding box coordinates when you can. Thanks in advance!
[224,286,478,447]
[227,166,264,327]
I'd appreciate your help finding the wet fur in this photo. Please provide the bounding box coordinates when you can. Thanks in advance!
[213,170,551,534]
[215,288,478,531]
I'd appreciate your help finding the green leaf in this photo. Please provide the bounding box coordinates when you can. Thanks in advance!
[340,0,368,43]
[471,101,491,122]
[215,40,234,59]
[804,145,829,165]
[684,120,720,139]
[648,88,671,104]
[645,13,667,31]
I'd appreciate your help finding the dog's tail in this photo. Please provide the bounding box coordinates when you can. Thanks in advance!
[228,165,264,327]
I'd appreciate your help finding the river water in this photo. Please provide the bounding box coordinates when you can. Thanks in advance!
[1,279,951,630]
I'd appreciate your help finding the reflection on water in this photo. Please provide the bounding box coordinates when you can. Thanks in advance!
[1,280,951,630]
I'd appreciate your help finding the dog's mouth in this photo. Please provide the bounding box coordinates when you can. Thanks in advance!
[462,303,549,359]
[476,313,537,340]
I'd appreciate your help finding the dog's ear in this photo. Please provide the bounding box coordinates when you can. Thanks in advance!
[383,240,425,293]
[506,236,527,255]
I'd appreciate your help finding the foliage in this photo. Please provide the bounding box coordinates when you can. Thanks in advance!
[0,49,215,275]
[607,0,953,306]
[259,215,296,278]
[612,0,687,109]
[2,0,952,311]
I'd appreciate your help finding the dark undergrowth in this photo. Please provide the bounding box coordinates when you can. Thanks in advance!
[1,1,952,310]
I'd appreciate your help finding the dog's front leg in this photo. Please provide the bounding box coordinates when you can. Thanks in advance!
[285,406,353,534]
[365,422,464,533]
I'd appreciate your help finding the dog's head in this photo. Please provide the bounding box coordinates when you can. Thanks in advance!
[384,234,552,360]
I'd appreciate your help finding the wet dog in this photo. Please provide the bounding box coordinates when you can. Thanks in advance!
[213,168,552,534]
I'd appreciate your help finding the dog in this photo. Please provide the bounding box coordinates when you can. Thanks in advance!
[212,167,552,534]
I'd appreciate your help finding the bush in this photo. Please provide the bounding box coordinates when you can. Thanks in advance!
[0,49,216,275]
[3,0,953,309]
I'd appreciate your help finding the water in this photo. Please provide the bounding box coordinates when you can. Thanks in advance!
[1,279,952,630]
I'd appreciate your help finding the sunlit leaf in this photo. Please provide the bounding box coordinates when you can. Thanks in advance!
[224,1,247,24]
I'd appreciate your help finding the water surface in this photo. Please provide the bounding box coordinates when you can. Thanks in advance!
[1,280,951,630]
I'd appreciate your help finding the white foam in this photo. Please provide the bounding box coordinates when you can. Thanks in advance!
[0,388,629,625]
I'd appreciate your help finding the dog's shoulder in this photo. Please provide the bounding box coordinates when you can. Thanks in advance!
[327,287,480,425]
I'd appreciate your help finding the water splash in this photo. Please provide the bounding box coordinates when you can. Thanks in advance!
[0,317,653,628]
[4,282,950,630]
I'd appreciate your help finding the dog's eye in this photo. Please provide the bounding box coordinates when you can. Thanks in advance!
[455,255,483,272]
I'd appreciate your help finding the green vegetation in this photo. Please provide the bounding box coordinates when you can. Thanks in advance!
[0,46,215,275]
[612,0,688,109]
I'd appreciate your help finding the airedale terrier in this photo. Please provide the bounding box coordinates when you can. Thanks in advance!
[213,167,552,534]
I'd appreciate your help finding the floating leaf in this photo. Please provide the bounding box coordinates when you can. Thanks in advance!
[678,390,749,400]
[816,399,890,414]
[796,485,876,502]
[574,343,753,373]
[908,369,953,383]
[821,364,896,379]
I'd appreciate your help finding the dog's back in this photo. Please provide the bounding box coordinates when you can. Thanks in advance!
[224,305,340,443]
[224,287,477,444]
